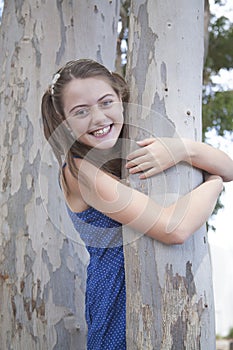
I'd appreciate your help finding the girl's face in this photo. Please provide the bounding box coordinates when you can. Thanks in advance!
[63,77,124,149]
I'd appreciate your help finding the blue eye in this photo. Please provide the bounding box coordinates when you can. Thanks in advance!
[99,100,113,108]
[73,108,90,118]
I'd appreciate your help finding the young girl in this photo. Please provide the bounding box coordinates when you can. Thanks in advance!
[41,59,233,349]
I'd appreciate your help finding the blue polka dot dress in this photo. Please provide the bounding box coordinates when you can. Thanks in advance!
[67,206,126,350]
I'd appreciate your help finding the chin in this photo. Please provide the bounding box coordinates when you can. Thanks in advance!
[94,139,118,150]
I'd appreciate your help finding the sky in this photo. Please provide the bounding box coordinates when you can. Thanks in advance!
[0,0,232,337]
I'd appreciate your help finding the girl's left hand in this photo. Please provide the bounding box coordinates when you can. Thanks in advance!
[125,137,187,179]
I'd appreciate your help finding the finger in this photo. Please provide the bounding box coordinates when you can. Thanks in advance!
[127,138,157,160]
[127,148,147,161]
[136,138,156,146]
[139,167,161,179]
[125,155,150,168]
[128,162,156,174]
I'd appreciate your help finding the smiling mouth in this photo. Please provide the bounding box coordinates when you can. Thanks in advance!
[91,125,112,137]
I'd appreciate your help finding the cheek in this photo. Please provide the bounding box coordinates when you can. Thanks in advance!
[114,105,124,123]
[68,119,88,134]
[119,112,124,126]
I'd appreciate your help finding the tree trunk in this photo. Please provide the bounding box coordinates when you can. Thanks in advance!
[0,1,119,349]
[123,1,216,349]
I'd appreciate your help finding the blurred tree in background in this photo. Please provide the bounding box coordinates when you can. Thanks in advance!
[202,0,233,225]
[203,1,233,138]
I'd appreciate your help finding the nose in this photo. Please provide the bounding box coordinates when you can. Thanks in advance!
[90,105,107,124]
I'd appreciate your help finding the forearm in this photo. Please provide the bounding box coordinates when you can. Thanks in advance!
[75,158,223,246]
[184,139,233,182]
[148,175,223,244]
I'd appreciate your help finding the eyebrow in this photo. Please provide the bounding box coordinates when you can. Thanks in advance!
[68,93,115,114]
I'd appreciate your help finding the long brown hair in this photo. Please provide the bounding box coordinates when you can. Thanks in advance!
[41,59,129,190]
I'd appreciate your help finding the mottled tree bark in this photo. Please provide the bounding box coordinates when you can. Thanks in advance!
[0,1,119,349]
[123,1,216,349]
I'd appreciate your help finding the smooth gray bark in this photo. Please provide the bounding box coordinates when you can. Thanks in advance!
[0,1,120,348]
[123,1,216,349]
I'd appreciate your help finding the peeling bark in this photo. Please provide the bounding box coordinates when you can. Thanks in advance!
[124,1,216,349]
[0,1,120,348]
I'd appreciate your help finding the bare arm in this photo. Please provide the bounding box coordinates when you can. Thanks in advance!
[64,158,223,245]
[184,139,233,182]
[126,138,233,182]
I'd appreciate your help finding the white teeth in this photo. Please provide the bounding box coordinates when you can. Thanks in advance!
[92,125,111,137]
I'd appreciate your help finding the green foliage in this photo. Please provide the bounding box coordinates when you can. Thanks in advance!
[214,0,226,4]
[225,327,233,339]
[205,16,233,75]
[203,9,233,140]
[202,89,233,137]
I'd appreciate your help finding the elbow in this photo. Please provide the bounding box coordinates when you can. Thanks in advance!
[167,235,185,246]
[172,235,186,245]
[222,161,233,182]
[147,209,196,245]
[222,172,233,182]
[164,226,191,245]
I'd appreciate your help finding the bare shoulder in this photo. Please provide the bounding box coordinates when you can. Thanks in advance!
[63,157,129,214]
[61,157,122,212]
[61,158,89,213]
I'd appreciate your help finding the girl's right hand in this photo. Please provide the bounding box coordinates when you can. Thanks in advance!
[125,137,188,179]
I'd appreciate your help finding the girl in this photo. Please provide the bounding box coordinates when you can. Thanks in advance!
[41,59,233,349]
